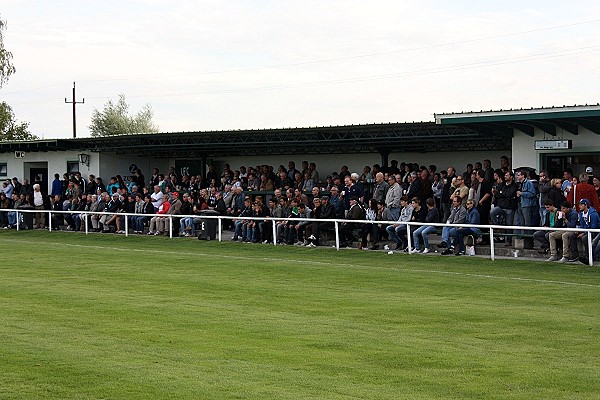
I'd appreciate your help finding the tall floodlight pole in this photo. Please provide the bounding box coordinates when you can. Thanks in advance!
[65,82,85,138]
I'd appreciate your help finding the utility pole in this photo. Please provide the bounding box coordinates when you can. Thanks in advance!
[65,82,84,138]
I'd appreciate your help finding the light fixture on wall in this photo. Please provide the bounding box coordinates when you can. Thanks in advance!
[78,153,90,167]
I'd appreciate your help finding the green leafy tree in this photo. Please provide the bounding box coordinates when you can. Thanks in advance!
[0,16,35,141]
[89,94,159,137]
[0,17,16,88]
[0,102,36,141]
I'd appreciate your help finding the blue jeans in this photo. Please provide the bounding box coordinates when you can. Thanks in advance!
[441,226,457,245]
[413,225,436,250]
[515,205,535,236]
[386,224,407,246]
[8,211,19,226]
[388,207,400,222]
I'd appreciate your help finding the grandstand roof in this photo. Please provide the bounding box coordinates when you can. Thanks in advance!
[435,104,600,136]
[0,121,511,157]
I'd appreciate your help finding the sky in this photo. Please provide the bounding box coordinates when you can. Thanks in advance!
[2,0,600,139]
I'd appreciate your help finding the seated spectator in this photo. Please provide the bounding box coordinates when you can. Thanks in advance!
[438,196,467,250]
[385,196,413,251]
[307,196,334,247]
[293,202,312,245]
[232,198,254,242]
[411,198,439,254]
[573,198,600,264]
[449,199,480,256]
[148,194,171,235]
[133,194,155,234]
[534,199,561,255]
[547,201,578,262]
[100,193,122,233]
[0,192,11,227]
[339,196,366,248]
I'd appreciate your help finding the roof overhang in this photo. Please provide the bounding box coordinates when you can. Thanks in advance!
[434,105,600,137]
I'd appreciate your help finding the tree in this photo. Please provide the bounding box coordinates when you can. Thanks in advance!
[0,102,36,141]
[89,94,159,137]
[0,17,16,88]
[0,16,35,141]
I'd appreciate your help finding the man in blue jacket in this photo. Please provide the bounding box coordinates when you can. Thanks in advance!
[514,170,537,238]
[574,198,600,264]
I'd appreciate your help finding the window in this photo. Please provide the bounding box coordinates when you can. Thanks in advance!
[0,163,7,178]
[67,161,79,173]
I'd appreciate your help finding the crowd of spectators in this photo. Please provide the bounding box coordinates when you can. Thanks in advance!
[2,156,600,264]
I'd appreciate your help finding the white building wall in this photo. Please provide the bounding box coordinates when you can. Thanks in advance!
[511,126,600,170]
[220,150,508,178]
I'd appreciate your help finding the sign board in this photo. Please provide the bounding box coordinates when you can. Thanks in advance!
[534,140,572,150]
[14,151,25,159]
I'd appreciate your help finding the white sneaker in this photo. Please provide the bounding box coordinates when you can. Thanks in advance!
[558,257,569,263]
[422,248,430,254]
[383,244,390,250]
[307,243,316,248]
[308,235,316,240]
[409,248,420,254]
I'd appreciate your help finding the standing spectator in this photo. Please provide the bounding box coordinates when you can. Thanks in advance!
[566,173,600,211]
[441,167,457,222]
[490,171,518,243]
[372,172,389,204]
[431,173,443,210]
[514,170,537,238]
[385,175,402,221]
[475,169,493,230]
[33,183,45,229]
[50,174,62,197]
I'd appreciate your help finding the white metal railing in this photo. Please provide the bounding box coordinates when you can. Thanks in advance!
[1,208,599,265]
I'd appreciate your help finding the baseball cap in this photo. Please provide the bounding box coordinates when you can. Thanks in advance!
[586,166,593,173]
[579,198,590,206]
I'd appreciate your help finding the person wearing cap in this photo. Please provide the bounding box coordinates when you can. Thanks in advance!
[339,196,366,248]
[572,198,600,264]
[547,201,579,262]
[586,167,594,184]
[566,172,600,211]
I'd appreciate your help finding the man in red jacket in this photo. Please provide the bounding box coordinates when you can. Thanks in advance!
[567,172,600,211]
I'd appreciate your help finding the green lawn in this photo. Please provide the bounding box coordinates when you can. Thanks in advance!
[1,231,599,399]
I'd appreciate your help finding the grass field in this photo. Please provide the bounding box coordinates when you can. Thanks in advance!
[1,230,600,399]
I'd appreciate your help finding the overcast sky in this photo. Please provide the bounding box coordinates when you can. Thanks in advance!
[2,1,600,139]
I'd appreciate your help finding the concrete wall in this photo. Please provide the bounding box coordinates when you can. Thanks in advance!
[219,150,508,179]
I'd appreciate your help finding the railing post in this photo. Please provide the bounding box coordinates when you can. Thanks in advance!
[588,232,594,266]
[272,219,277,245]
[124,215,128,237]
[406,222,412,252]
[490,226,495,261]
[48,211,52,231]
[85,213,89,234]
[169,215,173,239]
[218,216,222,242]
[16,211,20,231]
[335,221,340,250]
